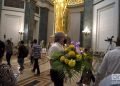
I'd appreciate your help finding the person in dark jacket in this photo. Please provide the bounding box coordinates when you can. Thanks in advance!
[18,41,26,73]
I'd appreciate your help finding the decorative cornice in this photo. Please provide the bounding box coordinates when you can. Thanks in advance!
[32,0,84,11]
[47,0,84,8]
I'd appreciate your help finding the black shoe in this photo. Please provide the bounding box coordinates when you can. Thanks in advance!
[31,70,35,73]
[37,72,40,75]
[76,82,82,86]
[34,73,40,76]
[19,68,22,71]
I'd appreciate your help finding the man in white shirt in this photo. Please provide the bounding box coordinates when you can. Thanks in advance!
[48,32,65,86]
[95,37,120,86]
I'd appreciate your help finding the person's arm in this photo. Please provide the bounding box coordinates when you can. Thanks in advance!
[95,53,109,85]
[48,46,59,65]
[18,46,21,56]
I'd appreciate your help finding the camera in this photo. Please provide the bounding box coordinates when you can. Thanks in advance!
[105,36,114,44]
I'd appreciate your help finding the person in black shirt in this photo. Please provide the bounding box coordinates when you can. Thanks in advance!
[18,41,26,73]
[0,40,5,58]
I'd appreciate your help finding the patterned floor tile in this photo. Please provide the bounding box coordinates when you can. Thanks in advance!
[18,70,52,86]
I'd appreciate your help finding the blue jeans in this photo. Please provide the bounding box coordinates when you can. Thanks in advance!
[18,57,24,71]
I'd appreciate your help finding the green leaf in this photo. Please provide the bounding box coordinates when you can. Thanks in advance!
[51,51,64,60]
[52,60,64,71]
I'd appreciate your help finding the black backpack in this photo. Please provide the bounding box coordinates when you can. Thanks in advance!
[23,46,28,57]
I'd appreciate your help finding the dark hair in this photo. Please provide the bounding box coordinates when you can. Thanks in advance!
[54,32,65,42]
[64,36,71,44]
[6,40,11,44]
[33,39,37,44]
[116,36,120,46]
[20,40,24,44]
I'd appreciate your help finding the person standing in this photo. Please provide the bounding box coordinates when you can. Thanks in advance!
[95,36,120,85]
[32,39,41,75]
[18,41,26,73]
[48,32,66,86]
[5,40,13,66]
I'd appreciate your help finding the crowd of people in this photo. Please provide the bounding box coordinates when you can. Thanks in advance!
[0,32,120,86]
[0,39,41,86]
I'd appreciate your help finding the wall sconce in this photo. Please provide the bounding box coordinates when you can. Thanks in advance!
[82,26,91,36]
[19,29,24,41]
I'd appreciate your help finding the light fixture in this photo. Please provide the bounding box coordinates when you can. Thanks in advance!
[19,29,24,35]
[82,26,91,35]
[19,29,24,41]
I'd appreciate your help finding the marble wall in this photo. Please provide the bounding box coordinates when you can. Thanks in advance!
[83,0,93,48]
[47,8,54,42]
[0,0,2,16]
[92,0,119,52]
[24,1,30,43]
[39,7,49,45]
[118,0,120,36]
[0,0,2,29]
[68,9,81,42]
[24,1,36,43]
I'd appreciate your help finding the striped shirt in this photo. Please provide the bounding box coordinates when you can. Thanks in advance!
[32,44,41,59]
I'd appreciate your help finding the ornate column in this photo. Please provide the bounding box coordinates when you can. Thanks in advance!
[24,0,35,43]
[0,0,2,28]
[39,7,49,45]
[0,0,2,16]
[118,0,120,36]
[79,11,84,47]
[82,0,93,48]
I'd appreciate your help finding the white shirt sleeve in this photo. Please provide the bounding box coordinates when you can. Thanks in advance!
[95,53,109,85]
[48,46,59,59]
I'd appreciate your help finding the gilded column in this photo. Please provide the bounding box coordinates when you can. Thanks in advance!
[53,0,68,33]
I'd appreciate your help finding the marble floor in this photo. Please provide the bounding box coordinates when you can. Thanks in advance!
[2,54,102,86]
